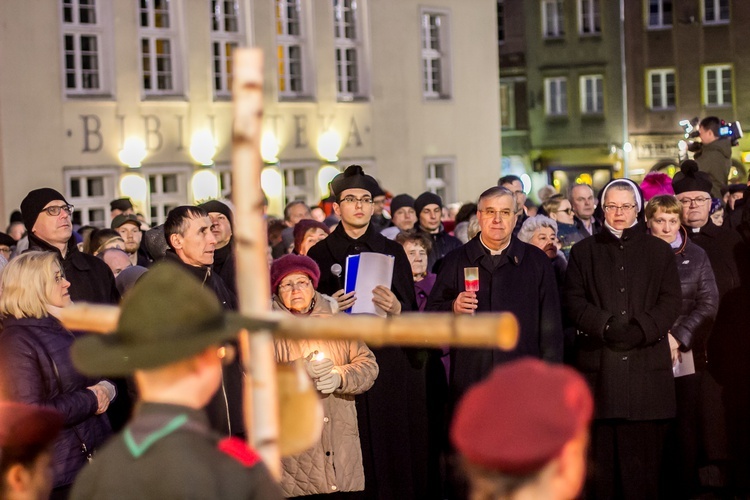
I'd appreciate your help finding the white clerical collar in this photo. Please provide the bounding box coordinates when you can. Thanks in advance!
[480,235,510,256]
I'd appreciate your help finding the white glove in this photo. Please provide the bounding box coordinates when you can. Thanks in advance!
[316,371,342,394]
[305,358,334,379]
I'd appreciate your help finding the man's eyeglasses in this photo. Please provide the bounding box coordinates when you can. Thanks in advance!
[480,208,515,220]
[603,204,636,213]
[42,204,74,217]
[557,208,574,215]
[340,196,374,205]
[278,278,312,293]
[678,197,710,207]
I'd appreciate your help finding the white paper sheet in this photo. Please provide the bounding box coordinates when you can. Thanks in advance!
[345,252,395,317]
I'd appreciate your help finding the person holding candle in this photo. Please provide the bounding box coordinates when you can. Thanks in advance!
[270,254,379,498]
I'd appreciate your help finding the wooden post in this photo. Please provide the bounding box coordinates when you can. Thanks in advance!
[231,48,281,477]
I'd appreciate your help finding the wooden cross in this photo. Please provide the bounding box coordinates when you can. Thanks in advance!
[59,48,519,479]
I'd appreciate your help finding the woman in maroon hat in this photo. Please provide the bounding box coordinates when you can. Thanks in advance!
[292,219,330,256]
[270,254,379,497]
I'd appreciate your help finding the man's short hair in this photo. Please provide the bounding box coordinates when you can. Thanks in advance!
[283,201,309,222]
[699,116,721,137]
[477,186,518,213]
[498,175,522,187]
[568,183,594,200]
[645,195,683,220]
[164,206,208,251]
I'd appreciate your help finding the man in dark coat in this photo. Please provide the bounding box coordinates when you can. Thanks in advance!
[20,188,119,305]
[569,183,602,237]
[414,191,462,273]
[70,264,282,500]
[498,175,529,236]
[199,200,237,296]
[564,178,681,499]
[673,161,750,492]
[307,165,432,500]
[164,205,242,438]
[426,186,563,401]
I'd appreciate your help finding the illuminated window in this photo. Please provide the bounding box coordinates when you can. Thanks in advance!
[580,75,603,114]
[139,0,182,95]
[704,65,732,107]
[578,0,600,35]
[211,0,245,98]
[334,0,367,100]
[647,69,675,109]
[276,0,308,98]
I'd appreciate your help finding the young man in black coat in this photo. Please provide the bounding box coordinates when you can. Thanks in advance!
[413,191,463,273]
[307,165,434,500]
[564,178,681,499]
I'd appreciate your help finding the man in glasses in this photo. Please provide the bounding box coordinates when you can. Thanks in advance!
[20,188,119,304]
[564,178,681,498]
[673,160,750,493]
[307,165,433,499]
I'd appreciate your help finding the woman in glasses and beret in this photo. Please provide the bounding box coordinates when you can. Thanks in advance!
[269,254,378,498]
[563,178,682,499]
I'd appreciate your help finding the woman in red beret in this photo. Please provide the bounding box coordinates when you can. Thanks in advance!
[270,254,379,497]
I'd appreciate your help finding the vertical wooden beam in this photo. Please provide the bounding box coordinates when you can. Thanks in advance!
[231,48,281,478]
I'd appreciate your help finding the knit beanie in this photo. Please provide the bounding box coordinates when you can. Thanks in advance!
[20,188,68,232]
[389,194,415,215]
[414,192,443,215]
[672,160,713,195]
[639,172,674,201]
[199,200,234,227]
[270,254,321,291]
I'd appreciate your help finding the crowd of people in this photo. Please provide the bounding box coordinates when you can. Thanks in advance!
[1,144,750,499]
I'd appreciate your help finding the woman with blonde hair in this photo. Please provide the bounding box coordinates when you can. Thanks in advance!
[0,251,114,498]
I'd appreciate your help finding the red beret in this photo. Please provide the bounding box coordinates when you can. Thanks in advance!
[0,401,64,449]
[270,254,321,292]
[451,358,593,475]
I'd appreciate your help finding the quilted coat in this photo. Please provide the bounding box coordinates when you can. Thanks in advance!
[273,293,379,497]
[0,316,112,487]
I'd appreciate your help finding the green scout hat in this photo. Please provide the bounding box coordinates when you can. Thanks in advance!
[72,262,272,376]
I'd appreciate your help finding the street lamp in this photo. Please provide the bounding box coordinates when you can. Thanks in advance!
[189,130,220,203]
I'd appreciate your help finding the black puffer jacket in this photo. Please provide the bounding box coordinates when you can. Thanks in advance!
[0,316,112,487]
[670,228,719,369]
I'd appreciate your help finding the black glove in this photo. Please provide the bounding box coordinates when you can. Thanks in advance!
[604,318,644,351]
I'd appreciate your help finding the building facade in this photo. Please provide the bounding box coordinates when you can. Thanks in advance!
[0,0,501,226]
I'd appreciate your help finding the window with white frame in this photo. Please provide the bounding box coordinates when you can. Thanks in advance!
[62,0,111,95]
[421,9,451,100]
[425,159,455,202]
[647,69,675,109]
[497,0,505,43]
[276,0,307,98]
[334,0,366,100]
[139,0,181,95]
[647,0,672,28]
[580,75,603,114]
[579,0,601,35]
[500,82,516,129]
[145,167,189,224]
[211,0,244,98]
[704,65,732,107]
[703,0,729,24]
[545,77,567,116]
[542,0,565,38]
[64,167,118,227]
[282,165,316,206]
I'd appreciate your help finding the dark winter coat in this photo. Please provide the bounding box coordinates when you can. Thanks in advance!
[70,403,283,499]
[163,251,243,437]
[307,223,433,500]
[695,137,732,199]
[415,224,463,273]
[574,214,602,238]
[28,233,119,305]
[0,316,112,488]
[426,235,564,400]
[212,239,237,297]
[564,225,681,420]
[685,220,745,299]
[670,229,719,369]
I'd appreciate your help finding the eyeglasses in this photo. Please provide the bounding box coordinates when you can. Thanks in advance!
[42,204,74,217]
[340,196,374,205]
[480,208,515,220]
[678,197,710,207]
[557,208,574,215]
[278,278,312,293]
[0,246,10,255]
[603,204,636,213]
